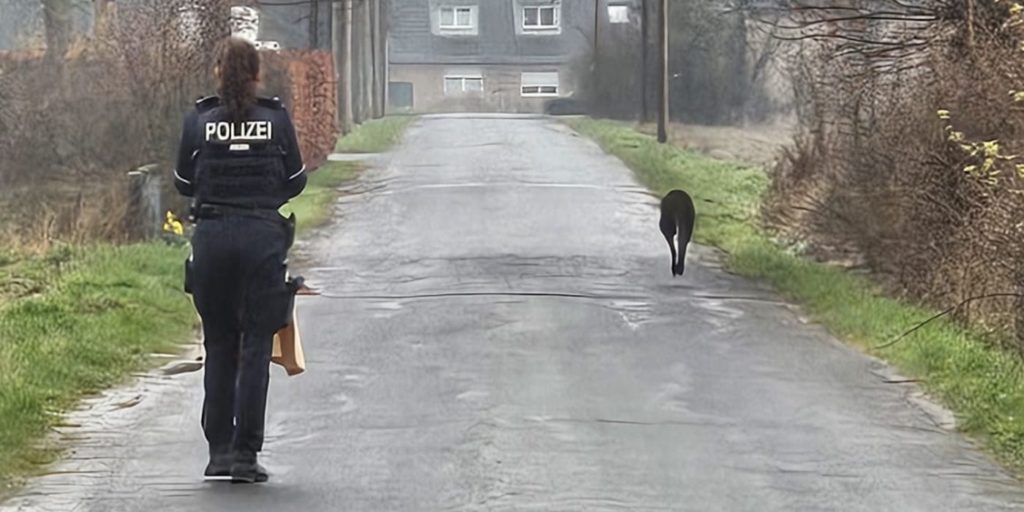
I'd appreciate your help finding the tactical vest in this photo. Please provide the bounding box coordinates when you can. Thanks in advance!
[192,97,289,210]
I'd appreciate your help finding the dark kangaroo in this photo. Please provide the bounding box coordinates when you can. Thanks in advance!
[659,189,696,276]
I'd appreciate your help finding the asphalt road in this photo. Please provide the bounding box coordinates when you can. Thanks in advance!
[5,115,1024,511]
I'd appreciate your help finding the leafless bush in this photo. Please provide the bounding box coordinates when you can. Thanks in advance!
[0,0,232,248]
[763,0,1024,345]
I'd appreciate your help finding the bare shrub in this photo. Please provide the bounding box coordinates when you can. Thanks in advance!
[763,0,1024,345]
[0,0,232,248]
[1,2,338,249]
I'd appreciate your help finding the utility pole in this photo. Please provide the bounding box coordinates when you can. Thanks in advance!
[369,0,379,118]
[334,0,354,133]
[592,0,600,108]
[345,0,355,132]
[380,0,387,117]
[657,0,669,143]
[333,1,341,126]
[362,0,374,123]
[640,0,649,123]
[310,0,319,49]
[374,0,385,117]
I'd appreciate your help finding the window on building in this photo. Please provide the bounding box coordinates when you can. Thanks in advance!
[608,5,630,24]
[523,5,559,30]
[440,6,474,30]
[444,75,484,95]
[521,72,559,97]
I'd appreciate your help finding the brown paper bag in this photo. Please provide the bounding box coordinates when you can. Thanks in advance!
[272,311,306,377]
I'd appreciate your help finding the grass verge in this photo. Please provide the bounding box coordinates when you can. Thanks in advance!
[280,161,362,236]
[0,243,194,490]
[334,116,416,153]
[568,118,1024,474]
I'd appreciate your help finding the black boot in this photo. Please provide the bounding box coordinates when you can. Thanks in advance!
[204,453,233,479]
[230,457,270,484]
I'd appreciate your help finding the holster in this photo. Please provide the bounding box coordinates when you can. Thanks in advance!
[184,256,195,295]
[284,212,296,250]
[247,274,305,334]
[282,275,305,327]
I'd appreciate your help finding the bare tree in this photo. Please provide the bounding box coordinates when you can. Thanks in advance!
[41,0,71,60]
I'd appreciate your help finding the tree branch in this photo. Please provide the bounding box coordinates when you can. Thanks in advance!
[876,293,1024,350]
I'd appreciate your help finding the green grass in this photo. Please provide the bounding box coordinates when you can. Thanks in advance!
[0,243,195,489]
[0,249,68,305]
[569,118,1024,474]
[334,116,416,153]
[280,161,362,236]
[288,117,415,232]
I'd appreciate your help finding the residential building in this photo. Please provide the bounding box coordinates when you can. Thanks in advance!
[388,0,644,114]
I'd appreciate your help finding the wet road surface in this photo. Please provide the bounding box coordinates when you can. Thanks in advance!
[5,115,1024,511]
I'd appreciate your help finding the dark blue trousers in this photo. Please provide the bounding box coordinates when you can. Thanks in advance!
[190,214,291,461]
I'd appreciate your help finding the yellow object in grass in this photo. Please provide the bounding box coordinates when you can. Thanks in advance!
[163,211,184,236]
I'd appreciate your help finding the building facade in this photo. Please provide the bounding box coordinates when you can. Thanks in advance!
[388,0,623,114]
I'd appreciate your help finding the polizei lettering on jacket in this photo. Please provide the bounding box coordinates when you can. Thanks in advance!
[204,121,273,142]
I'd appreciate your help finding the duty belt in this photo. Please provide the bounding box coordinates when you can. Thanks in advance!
[193,203,284,223]
[193,203,297,249]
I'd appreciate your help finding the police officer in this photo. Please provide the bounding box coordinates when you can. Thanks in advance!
[174,37,306,484]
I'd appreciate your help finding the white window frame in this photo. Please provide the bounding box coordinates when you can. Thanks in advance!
[607,4,630,24]
[522,5,560,31]
[444,75,484,95]
[439,6,475,30]
[520,72,559,97]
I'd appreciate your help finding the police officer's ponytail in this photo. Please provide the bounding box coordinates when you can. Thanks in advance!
[216,37,260,122]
